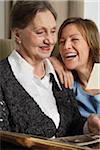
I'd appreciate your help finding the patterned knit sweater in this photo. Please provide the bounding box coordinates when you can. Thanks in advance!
[0,58,85,138]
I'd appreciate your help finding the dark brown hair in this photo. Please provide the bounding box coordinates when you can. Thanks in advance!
[58,17,100,63]
[10,0,57,29]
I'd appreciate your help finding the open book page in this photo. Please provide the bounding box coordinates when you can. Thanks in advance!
[86,63,100,89]
[0,131,93,150]
[53,134,100,150]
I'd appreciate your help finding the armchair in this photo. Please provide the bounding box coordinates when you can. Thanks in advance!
[0,39,16,60]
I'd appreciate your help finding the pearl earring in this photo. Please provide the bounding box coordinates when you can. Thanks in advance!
[18,41,21,44]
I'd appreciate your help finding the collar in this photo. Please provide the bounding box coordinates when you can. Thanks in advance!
[44,58,61,89]
[8,50,61,89]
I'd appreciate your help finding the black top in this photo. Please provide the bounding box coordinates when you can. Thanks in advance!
[0,58,86,138]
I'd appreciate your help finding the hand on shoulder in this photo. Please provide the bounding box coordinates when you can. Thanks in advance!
[49,56,74,89]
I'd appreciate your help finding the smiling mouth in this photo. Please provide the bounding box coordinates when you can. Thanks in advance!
[65,52,77,59]
[40,46,51,51]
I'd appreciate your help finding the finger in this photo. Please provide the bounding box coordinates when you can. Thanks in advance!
[64,71,74,89]
[63,72,68,88]
[59,70,69,88]
[58,71,64,84]
[68,71,74,89]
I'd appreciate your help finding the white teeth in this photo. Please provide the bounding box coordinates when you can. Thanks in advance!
[65,52,77,57]
[66,52,77,56]
[65,52,77,58]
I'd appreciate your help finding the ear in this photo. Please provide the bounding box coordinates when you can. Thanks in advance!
[12,28,21,44]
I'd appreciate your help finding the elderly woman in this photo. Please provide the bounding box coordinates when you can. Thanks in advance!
[0,1,86,138]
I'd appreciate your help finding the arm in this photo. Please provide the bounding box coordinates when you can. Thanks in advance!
[49,56,74,89]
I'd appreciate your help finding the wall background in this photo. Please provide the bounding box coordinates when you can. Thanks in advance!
[0,0,100,39]
[84,0,100,31]
[0,1,5,38]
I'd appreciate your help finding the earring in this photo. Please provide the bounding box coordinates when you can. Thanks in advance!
[18,41,21,44]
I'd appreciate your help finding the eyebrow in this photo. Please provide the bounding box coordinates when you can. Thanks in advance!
[60,33,81,39]
[70,34,81,37]
[33,24,57,29]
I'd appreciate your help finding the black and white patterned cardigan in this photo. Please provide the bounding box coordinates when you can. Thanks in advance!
[0,58,86,138]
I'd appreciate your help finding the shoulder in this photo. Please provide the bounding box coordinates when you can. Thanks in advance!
[0,58,9,70]
[0,59,7,76]
[0,58,11,83]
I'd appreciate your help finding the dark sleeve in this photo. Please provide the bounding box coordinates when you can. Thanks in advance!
[68,89,86,135]
[0,85,11,131]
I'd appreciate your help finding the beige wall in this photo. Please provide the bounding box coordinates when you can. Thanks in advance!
[5,1,11,38]
[0,0,99,38]
[50,1,68,30]
[0,1,5,38]
[51,0,84,30]
[1,0,84,38]
[68,0,84,17]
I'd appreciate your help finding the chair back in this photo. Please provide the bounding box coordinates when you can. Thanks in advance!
[0,39,16,60]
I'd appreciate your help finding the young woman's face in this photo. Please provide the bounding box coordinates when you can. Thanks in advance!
[15,10,57,63]
[59,24,91,71]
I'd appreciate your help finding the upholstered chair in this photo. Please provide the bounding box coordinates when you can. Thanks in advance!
[0,39,16,60]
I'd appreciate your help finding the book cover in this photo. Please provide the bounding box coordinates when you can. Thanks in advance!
[0,131,100,150]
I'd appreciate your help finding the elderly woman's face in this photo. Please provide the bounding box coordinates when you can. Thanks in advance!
[15,10,57,63]
[59,24,90,71]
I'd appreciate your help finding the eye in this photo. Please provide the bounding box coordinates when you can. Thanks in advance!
[59,39,65,45]
[72,38,79,41]
[51,30,56,34]
[36,30,45,35]
[51,27,57,34]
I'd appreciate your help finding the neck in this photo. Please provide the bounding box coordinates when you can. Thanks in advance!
[16,49,46,79]
[77,64,93,88]
[34,62,46,79]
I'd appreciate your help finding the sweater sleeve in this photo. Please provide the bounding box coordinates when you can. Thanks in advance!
[0,85,11,131]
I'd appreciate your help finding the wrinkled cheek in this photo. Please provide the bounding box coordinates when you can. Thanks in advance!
[53,36,57,45]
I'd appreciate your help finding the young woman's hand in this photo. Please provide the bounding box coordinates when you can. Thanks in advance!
[87,114,100,134]
[49,56,74,89]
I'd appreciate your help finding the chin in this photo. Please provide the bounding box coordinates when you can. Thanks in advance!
[64,60,77,70]
[67,67,75,70]
[65,64,76,70]
[41,54,51,59]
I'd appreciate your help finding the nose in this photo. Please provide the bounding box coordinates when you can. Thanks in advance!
[44,34,56,45]
[64,40,72,50]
